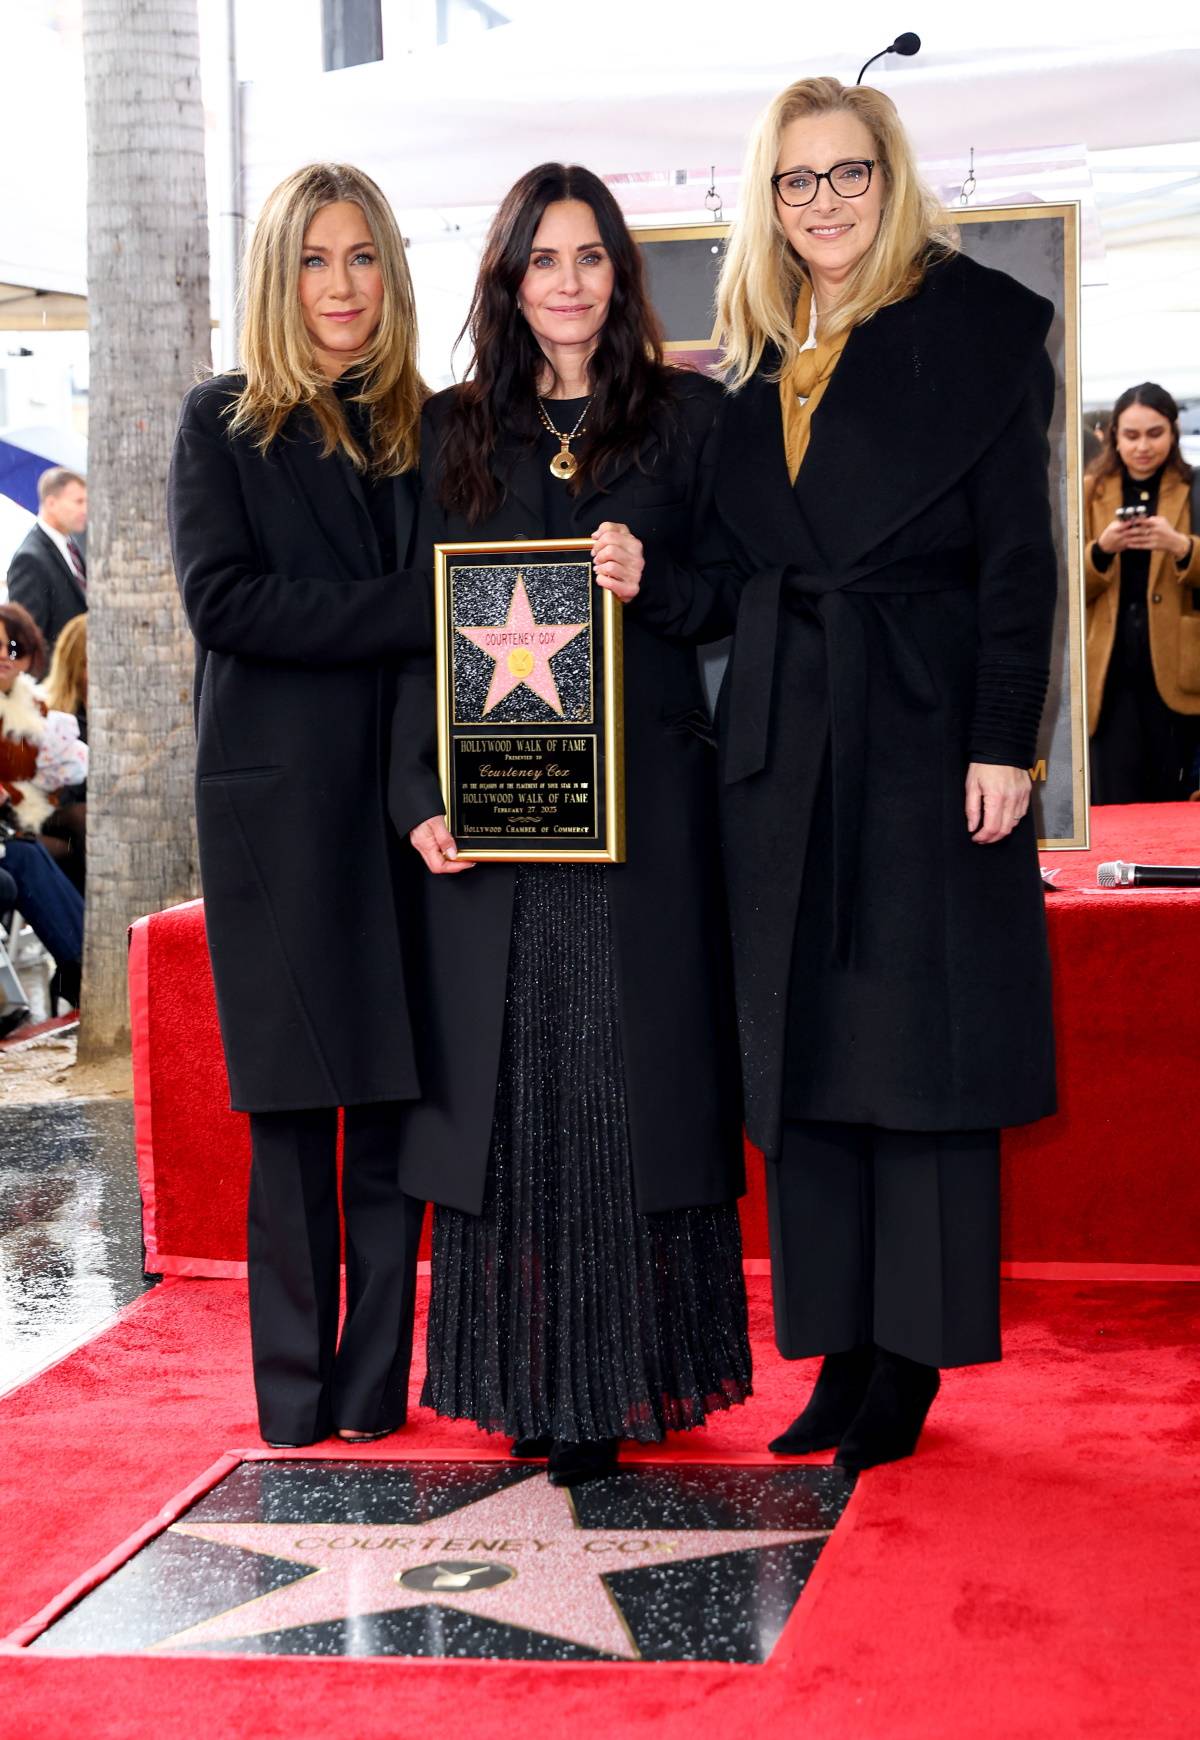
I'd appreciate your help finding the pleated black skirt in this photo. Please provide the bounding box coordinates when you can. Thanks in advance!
[422,865,752,1443]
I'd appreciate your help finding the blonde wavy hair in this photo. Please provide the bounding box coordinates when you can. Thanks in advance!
[42,612,87,717]
[229,163,426,474]
[717,78,956,388]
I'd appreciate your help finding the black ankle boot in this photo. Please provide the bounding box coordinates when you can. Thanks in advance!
[768,1346,875,1454]
[834,1348,941,1474]
[510,1435,553,1460]
[547,1438,619,1487]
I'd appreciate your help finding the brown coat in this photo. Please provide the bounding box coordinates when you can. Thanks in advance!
[1085,468,1200,731]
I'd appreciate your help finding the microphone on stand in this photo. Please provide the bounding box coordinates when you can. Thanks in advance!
[1097,861,1200,889]
[857,32,922,85]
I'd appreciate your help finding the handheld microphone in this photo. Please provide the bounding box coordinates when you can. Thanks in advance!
[857,32,922,85]
[1096,860,1200,889]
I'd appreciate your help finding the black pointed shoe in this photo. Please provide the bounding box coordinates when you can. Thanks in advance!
[510,1435,553,1460]
[768,1346,875,1454]
[834,1348,941,1474]
[547,1438,619,1487]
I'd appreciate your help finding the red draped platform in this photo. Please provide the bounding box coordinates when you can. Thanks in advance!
[129,806,1200,1279]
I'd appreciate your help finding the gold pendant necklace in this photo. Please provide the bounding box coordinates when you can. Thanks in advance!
[538,396,591,481]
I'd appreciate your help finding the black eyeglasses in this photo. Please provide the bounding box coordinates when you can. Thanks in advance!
[771,159,877,207]
[4,638,30,661]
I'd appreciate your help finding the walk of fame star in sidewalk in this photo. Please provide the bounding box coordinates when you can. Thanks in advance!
[26,1459,853,1664]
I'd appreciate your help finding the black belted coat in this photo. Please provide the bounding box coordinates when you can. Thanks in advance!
[168,374,430,1112]
[388,371,744,1215]
[715,250,1058,1157]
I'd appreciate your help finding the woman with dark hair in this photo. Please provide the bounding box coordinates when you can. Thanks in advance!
[1085,382,1199,802]
[392,162,750,1486]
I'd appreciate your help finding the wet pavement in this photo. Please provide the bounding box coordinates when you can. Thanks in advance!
[0,1100,156,1394]
[28,1459,853,1661]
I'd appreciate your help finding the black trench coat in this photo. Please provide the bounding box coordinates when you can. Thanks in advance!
[714,251,1058,1158]
[168,375,431,1111]
[389,371,744,1215]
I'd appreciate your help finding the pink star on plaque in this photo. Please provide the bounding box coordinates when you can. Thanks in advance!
[457,573,586,717]
[152,1475,827,1659]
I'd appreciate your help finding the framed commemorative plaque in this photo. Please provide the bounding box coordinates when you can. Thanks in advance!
[434,537,625,861]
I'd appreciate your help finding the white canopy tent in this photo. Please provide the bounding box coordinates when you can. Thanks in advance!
[231,1,1200,396]
[1,2,1198,398]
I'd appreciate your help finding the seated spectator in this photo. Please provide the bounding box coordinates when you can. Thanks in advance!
[5,467,88,653]
[41,612,88,741]
[0,601,87,1007]
[38,612,88,892]
[0,862,31,1037]
[0,834,82,1014]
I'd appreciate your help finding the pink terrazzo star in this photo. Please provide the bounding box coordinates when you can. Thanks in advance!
[457,574,586,717]
[153,1475,828,1659]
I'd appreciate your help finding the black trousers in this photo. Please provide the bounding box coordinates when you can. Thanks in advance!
[247,1104,425,1443]
[1089,603,1199,803]
[767,1120,1001,1370]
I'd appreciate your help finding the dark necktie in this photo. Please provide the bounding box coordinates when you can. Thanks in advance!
[65,540,87,587]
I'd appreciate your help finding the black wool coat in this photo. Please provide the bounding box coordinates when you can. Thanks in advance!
[714,251,1059,1157]
[6,524,87,650]
[168,374,432,1111]
[389,370,744,1215]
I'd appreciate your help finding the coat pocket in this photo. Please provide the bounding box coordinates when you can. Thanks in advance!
[198,765,284,784]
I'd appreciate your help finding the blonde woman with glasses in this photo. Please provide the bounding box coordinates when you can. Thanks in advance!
[168,163,430,1449]
[713,79,1058,1472]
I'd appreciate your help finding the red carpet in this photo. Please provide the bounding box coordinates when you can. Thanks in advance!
[1,1273,1197,1737]
[130,804,1200,1279]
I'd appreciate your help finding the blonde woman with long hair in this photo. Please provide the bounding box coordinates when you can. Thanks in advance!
[713,79,1058,1471]
[36,609,88,892]
[41,610,88,726]
[168,163,430,1449]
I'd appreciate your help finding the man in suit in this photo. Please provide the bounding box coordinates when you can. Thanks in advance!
[6,468,88,652]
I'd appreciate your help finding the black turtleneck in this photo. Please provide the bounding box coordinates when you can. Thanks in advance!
[1091,465,1164,612]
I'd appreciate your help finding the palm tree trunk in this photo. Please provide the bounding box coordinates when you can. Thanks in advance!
[80,0,210,1058]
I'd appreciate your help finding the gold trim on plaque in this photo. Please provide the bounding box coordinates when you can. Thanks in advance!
[434,538,625,863]
[631,222,729,357]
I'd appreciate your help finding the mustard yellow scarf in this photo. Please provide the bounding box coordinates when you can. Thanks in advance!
[779,282,848,483]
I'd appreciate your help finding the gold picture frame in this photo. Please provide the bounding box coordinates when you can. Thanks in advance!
[434,537,625,862]
[635,206,1090,849]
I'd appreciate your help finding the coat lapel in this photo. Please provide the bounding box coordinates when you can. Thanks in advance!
[34,524,87,603]
[800,257,1052,569]
[491,436,544,529]
[721,364,826,568]
[570,425,663,526]
[275,418,372,580]
[721,253,1054,574]
[1159,468,1189,529]
[392,469,418,567]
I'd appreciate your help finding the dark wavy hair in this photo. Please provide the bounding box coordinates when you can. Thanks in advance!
[439,163,671,522]
[0,601,48,681]
[1089,381,1193,485]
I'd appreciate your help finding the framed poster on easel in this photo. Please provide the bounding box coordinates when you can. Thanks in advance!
[635,204,1089,850]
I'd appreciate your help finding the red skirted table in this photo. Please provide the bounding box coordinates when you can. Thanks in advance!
[129,806,1200,1279]
[999,803,1200,1278]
